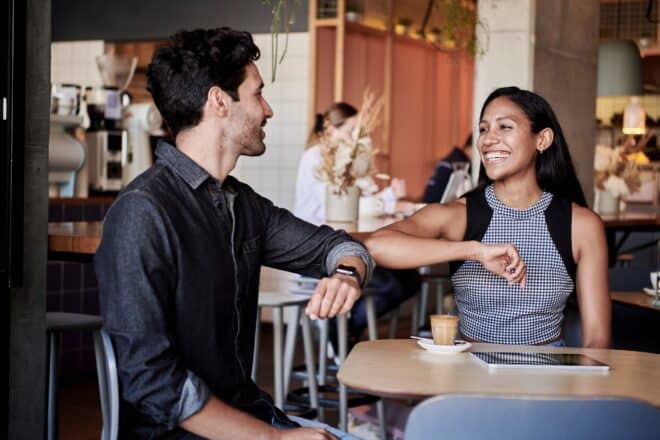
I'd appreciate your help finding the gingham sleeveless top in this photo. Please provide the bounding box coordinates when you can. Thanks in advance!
[451,185,575,345]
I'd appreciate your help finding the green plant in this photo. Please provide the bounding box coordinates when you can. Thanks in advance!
[347,2,362,14]
[263,0,302,82]
[436,0,487,55]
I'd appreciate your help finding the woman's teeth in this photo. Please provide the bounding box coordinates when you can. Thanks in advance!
[485,151,510,163]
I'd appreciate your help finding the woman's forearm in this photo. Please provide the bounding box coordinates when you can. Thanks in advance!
[364,229,481,269]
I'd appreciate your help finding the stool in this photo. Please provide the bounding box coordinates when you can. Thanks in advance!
[252,292,319,412]
[46,312,104,440]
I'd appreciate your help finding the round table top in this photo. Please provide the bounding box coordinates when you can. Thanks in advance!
[337,339,660,406]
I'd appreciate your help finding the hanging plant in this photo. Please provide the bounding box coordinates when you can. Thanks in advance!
[263,0,302,82]
[418,0,488,56]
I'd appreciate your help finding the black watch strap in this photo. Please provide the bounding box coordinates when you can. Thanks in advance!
[332,264,363,286]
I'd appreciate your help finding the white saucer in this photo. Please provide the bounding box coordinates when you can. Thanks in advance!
[643,288,660,297]
[416,339,472,354]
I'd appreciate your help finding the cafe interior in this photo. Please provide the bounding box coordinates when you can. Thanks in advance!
[4,0,660,438]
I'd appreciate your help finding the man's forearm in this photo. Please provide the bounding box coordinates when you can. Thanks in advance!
[180,395,277,440]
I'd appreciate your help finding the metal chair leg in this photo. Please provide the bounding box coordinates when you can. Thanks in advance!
[338,314,348,432]
[251,307,261,382]
[300,314,319,409]
[366,295,378,341]
[93,331,110,440]
[283,306,301,394]
[272,307,284,409]
[47,331,58,440]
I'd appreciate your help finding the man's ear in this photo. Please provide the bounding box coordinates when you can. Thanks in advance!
[207,86,231,118]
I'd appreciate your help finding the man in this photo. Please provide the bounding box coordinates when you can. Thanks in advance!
[423,134,473,203]
[94,28,372,439]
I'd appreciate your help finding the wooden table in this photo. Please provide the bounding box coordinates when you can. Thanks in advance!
[600,212,660,266]
[47,215,398,255]
[611,290,660,311]
[48,221,103,257]
[337,339,660,406]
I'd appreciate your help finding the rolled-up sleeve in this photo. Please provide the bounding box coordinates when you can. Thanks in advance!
[256,192,374,284]
[94,191,210,429]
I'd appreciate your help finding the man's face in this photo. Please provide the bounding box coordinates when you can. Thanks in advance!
[225,63,273,156]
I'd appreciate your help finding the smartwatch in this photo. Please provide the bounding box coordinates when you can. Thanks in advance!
[332,264,363,287]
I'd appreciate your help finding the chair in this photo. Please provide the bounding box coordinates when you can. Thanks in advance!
[46,312,104,440]
[404,395,660,440]
[93,328,119,440]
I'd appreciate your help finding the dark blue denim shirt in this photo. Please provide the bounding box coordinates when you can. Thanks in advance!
[94,141,373,439]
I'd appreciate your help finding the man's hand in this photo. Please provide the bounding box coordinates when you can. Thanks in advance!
[304,275,361,320]
[475,242,527,288]
[274,427,338,439]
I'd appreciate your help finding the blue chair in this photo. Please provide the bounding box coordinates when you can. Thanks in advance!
[404,395,660,440]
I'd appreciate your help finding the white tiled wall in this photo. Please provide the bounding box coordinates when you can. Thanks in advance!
[51,41,105,88]
[232,32,310,211]
[50,33,310,212]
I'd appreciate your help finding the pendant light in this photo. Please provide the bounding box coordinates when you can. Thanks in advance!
[597,1,646,134]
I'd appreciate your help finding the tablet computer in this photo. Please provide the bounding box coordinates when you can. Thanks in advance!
[471,351,610,373]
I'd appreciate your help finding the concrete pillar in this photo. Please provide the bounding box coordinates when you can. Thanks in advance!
[473,0,599,206]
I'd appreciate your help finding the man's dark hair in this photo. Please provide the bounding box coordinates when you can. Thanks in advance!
[147,27,260,136]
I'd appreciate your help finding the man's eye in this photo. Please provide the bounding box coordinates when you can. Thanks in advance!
[500,125,512,130]
[478,127,487,133]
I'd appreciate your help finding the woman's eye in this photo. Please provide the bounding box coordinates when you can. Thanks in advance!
[500,125,512,130]
[478,127,487,133]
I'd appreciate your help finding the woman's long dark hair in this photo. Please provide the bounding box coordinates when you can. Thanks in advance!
[478,87,587,207]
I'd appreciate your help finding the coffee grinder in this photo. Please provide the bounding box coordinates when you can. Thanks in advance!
[84,54,137,193]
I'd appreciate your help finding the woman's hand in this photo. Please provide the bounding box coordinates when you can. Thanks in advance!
[475,242,527,288]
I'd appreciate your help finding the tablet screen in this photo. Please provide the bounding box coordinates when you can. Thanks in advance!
[471,351,610,372]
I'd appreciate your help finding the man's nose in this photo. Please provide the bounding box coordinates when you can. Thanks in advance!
[263,99,273,118]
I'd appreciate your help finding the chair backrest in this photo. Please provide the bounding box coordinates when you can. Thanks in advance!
[94,329,119,440]
[404,394,660,440]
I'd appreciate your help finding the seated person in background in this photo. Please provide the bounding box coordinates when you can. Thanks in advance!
[365,86,611,348]
[95,27,371,439]
[295,102,406,224]
[294,102,421,346]
[423,134,473,203]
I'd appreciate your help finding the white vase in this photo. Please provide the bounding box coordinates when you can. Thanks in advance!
[325,185,360,223]
[595,189,620,215]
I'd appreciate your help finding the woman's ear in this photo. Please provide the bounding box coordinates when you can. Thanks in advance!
[207,86,230,118]
[537,128,554,154]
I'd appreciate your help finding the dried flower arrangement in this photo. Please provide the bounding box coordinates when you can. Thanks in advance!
[316,90,384,195]
[594,134,652,198]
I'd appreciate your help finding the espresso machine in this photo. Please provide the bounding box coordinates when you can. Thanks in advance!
[83,54,137,192]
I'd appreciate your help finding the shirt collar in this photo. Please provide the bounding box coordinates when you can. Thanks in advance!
[155,140,212,190]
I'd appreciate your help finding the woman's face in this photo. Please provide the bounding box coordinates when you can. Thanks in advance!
[477,96,544,182]
[325,115,357,143]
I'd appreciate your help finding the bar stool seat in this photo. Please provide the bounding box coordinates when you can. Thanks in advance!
[46,312,104,440]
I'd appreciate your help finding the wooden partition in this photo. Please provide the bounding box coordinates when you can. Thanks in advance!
[308,0,475,198]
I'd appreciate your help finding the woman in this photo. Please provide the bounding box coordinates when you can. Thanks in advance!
[365,87,611,348]
[294,102,405,224]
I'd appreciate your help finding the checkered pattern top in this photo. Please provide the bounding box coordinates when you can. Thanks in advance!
[452,185,574,344]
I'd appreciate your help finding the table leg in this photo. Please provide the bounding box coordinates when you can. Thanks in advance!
[366,295,378,341]
[283,306,301,394]
[300,314,319,409]
[338,314,348,432]
[251,307,261,382]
